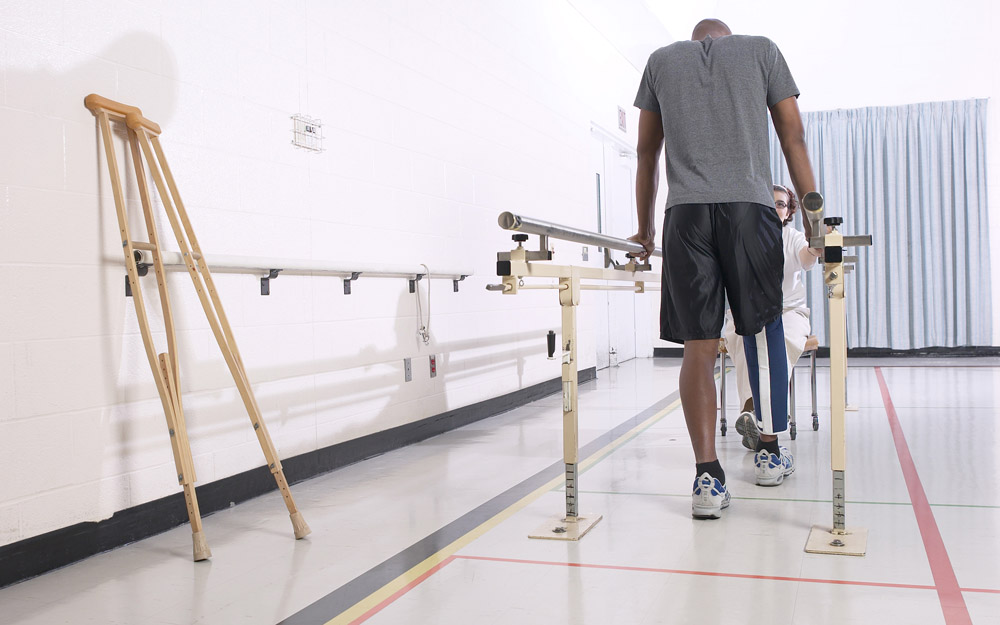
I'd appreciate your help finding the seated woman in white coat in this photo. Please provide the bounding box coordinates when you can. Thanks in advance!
[723,184,822,450]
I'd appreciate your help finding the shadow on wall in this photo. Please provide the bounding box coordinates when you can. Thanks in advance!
[53,31,181,386]
[56,33,188,493]
[71,34,535,485]
[6,31,179,127]
[4,29,179,355]
[110,276,539,467]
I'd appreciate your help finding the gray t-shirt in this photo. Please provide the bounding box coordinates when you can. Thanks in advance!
[634,35,799,209]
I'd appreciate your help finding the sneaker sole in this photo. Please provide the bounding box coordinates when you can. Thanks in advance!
[692,506,723,519]
[755,466,795,487]
[734,414,759,451]
[691,498,730,519]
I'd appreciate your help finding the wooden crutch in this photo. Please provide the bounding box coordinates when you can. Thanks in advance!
[85,95,211,560]
[85,95,311,557]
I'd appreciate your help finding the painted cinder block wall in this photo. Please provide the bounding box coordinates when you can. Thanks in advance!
[0,0,656,546]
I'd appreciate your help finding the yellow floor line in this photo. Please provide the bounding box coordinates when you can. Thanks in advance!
[327,396,684,624]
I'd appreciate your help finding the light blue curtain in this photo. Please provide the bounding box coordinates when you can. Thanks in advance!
[769,99,991,349]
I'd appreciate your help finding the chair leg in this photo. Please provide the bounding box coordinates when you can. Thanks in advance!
[811,349,819,431]
[719,351,727,436]
[789,366,797,440]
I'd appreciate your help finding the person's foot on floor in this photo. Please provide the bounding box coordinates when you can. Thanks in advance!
[754,446,795,486]
[692,473,731,518]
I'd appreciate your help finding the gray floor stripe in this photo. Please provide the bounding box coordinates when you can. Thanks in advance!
[278,386,682,625]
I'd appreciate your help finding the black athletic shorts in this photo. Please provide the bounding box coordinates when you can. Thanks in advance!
[659,202,783,342]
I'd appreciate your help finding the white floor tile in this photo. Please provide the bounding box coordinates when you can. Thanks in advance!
[0,358,996,624]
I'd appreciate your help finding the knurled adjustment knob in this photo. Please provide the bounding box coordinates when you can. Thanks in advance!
[824,216,843,226]
[512,234,529,243]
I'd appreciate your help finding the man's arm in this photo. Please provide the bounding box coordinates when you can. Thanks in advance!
[798,224,834,267]
[630,109,664,259]
[770,96,818,243]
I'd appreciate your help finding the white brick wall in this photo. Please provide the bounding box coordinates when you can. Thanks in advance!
[0,0,650,544]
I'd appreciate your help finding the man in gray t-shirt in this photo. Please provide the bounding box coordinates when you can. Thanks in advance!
[633,33,799,208]
[628,19,820,519]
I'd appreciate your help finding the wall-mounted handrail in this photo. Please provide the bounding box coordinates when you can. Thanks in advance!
[136,250,471,280]
[130,250,473,296]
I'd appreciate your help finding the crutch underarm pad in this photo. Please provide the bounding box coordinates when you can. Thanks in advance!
[84,94,142,118]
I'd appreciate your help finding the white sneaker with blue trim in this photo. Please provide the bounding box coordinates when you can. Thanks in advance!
[754,446,795,486]
[691,472,731,519]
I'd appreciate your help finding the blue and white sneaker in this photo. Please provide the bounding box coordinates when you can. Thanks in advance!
[754,446,795,486]
[692,472,731,519]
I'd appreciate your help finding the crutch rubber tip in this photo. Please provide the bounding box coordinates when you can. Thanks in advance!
[192,531,212,561]
[290,512,311,539]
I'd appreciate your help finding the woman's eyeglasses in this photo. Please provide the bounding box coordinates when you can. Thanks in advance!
[775,200,788,209]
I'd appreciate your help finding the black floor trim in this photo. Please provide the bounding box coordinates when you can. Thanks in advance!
[0,367,596,590]
[278,386,682,625]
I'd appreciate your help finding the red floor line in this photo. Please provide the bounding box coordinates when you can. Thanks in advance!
[962,587,1000,595]
[350,556,458,625]
[875,367,973,625]
[455,554,942,591]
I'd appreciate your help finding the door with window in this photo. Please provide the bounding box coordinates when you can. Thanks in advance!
[591,131,647,369]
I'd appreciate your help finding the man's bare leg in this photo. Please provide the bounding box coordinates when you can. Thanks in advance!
[680,338,721,463]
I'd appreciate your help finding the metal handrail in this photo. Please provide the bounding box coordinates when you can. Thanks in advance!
[134,251,471,280]
[498,212,662,258]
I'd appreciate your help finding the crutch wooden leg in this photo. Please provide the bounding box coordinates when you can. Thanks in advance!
[160,354,211,560]
[129,116,310,540]
[142,131,308,539]
[88,100,212,560]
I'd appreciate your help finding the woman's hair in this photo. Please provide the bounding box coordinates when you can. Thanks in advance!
[773,184,797,226]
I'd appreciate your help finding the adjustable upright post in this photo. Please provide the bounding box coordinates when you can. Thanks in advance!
[560,276,580,518]
[492,219,661,540]
[803,196,869,556]
[525,271,602,540]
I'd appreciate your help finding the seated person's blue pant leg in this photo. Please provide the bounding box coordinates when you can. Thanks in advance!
[743,315,789,434]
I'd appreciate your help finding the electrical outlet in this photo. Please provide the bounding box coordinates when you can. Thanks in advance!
[429,354,437,378]
[404,358,412,382]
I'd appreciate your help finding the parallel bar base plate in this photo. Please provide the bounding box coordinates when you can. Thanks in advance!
[529,514,602,541]
[805,525,868,556]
